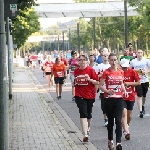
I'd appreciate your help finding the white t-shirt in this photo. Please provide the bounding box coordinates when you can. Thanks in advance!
[130,57,150,83]
[91,63,99,74]
[97,63,110,93]
[38,53,43,61]
[41,59,47,67]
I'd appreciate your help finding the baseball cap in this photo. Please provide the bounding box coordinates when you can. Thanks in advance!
[103,48,108,53]
[120,58,129,67]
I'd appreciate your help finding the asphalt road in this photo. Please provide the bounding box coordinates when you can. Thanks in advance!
[32,67,150,150]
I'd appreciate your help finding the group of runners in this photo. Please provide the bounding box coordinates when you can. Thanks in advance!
[25,43,150,150]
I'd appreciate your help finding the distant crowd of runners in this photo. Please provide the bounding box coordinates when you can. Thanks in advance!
[24,43,150,150]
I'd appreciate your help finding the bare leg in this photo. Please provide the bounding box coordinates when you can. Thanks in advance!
[56,84,59,97]
[46,75,51,89]
[122,108,128,133]
[80,118,88,136]
[72,85,75,96]
[137,96,142,112]
[142,97,146,105]
[59,84,63,96]
[127,110,132,126]
[87,119,91,132]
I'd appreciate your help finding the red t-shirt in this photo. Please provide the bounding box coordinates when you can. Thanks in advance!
[44,61,53,72]
[123,68,140,101]
[74,66,99,99]
[30,55,37,61]
[129,50,137,58]
[102,68,124,98]
[53,63,66,77]
[61,58,68,66]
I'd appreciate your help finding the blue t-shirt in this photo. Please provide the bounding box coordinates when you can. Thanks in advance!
[54,53,59,58]
[66,53,71,60]
[96,55,103,64]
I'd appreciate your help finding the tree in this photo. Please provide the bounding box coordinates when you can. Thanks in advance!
[12,8,40,48]
[11,0,40,48]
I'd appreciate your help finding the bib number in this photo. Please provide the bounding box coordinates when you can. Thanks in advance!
[57,71,64,77]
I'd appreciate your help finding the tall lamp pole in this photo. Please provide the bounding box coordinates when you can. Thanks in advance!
[0,0,9,149]
[77,23,80,54]
[124,0,128,47]
[93,17,96,49]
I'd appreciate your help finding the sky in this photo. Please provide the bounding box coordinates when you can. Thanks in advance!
[36,0,76,28]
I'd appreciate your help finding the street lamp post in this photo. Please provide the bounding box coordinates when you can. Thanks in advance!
[0,0,9,149]
[77,23,80,54]
[93,17,96,49]
[124,0,128,47]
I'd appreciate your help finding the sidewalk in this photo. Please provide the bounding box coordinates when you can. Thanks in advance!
[9,67,78,150]
[9,67,98,150]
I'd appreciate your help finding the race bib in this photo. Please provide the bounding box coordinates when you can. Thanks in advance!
[47,66,51,72]
[71,66,76,71]
[57,71,64,77]
[75,75,88,85]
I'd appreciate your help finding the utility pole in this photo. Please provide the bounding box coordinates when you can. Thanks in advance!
[0,0,9,149]
[62,31,65,51]
[6,17,13,99]
[57,33,59,51]
[68,28,71,50]
[124,0,128,47]
[77,23,80,54]
[93,17,96,49]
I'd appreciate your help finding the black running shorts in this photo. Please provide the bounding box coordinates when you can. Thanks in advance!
[135,82,149,97]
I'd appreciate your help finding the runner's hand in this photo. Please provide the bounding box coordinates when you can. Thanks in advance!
[107,90,115,95]
[84,74,90,80]
[124,91,129,98]
[124,82,130,87]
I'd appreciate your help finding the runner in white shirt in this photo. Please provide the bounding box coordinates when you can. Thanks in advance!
[97,51,110,127]
[37,52,43,69]
[40,55,47,77]
[130,49,150,118]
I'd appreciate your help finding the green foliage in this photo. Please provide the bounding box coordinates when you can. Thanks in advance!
[17,0,37,10]
[12,8,40,48]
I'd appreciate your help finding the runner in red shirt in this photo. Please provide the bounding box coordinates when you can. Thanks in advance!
[128,43,136,58]
[30,53,37,71]
[99,53,128,150]
[74,55,99,142]
[120,59,140,140]
[52,57,66,100]
[43,56,54,91]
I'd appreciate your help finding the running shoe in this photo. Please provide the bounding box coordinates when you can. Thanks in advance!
[83,135,88,142]
[57,96,60,100]
[59,96,61,99]
[87,131,90,137]
[116,143,122,150]
[104,119,108,127]
[139,111,144,118]
[123,131,130,140]
[108,140,114,150]
[72,96,75,101]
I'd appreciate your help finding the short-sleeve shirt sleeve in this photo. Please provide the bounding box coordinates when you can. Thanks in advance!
[101,70,107,80]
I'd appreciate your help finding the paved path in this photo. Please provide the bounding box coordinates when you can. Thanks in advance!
[9,67,82,150]
[32,67,150,150]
